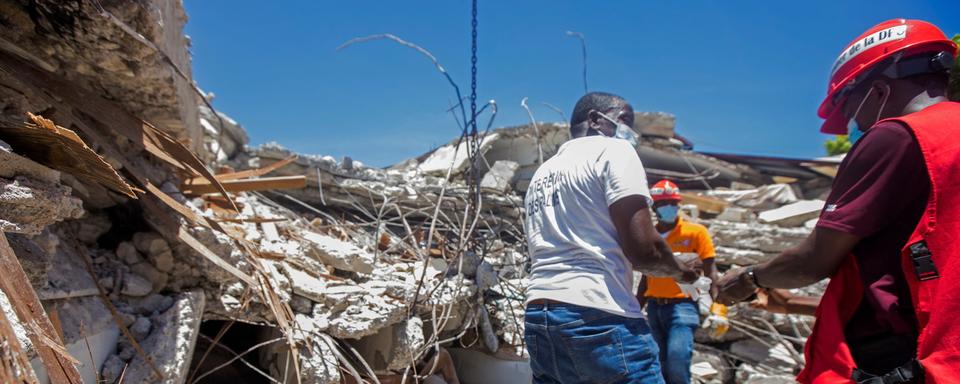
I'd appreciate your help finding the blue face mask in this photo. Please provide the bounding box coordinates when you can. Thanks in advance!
[847,118,864,145]
[845,84,889,146]
[655,205,679,224]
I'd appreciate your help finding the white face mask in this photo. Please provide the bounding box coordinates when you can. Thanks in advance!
[597,112,640,147]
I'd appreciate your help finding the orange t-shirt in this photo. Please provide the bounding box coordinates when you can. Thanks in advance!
[643,217,716,299]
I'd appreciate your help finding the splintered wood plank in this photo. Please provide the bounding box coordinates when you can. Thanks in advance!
[0,233,82,384]
[0,114,136,198]
[186,155,299,184]
[181,176,307,195]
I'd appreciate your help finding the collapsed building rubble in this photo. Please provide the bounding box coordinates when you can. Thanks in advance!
[0,1,839,384]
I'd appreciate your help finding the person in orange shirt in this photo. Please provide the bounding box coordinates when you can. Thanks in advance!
[637,180,719,384]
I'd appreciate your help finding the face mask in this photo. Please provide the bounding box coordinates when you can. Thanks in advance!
[847,118,864,144]
[598,112,640,147]
[845,84,889,145]
[655,205,679,224]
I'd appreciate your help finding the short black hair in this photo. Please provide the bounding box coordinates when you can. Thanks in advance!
[570,92,629,127]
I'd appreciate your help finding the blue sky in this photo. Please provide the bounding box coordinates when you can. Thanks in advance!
[184,1,959,167]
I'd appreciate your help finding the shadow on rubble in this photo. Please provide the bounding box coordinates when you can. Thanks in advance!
[188,321,273,384]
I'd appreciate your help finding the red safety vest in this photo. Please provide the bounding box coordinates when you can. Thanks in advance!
[798,101,960,383]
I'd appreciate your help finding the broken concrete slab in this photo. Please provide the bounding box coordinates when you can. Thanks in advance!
[707,184,799,210]
[758,200,825,227]
[0,139,60,184]
[709,221,810,254]
[480,160,519,193]
[633,111,676,138]
[417,133,500,175]
[284,264,328,303]
[36,234,100,300]
[301,231,375,274]
[716,207,754,223]
[260,327,341,384]
[350,316,425,371]
[0,176,83,235]
[121,290,205,384]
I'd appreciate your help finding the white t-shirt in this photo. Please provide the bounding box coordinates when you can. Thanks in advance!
[524,136,651,318]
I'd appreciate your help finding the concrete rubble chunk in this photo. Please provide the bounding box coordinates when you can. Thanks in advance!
[301,230,375,274]
[121,290,205,384]
[130,316,152,341]
[133,232,175,274]
[351,316,426,371]
[261,328,341,384]
[480,160,520,193]
[710,220,810,254]
[707,184,799,210]
[76,212,112,245]
[0,140,61,184]
[758,199,825,227]
[716,207,754,223]
[633,111,676,138]
[285,264,328,303]
[116,241,141,265]
[36,234,100,300]
[0,176,83,235]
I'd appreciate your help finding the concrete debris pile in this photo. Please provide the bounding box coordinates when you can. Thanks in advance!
[0,1,527,383]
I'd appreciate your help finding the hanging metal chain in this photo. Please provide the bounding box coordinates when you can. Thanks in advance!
[470,0,478,137]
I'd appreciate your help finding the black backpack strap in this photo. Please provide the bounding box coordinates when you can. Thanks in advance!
[852,359,924,384]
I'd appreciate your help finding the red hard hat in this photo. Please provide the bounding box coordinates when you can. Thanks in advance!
[819,19,958,134]
[651,180,681,202]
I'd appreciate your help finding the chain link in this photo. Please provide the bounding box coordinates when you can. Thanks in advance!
[470,0,478,136]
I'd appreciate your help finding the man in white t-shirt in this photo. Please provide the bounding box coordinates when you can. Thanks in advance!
[524,92,700,384]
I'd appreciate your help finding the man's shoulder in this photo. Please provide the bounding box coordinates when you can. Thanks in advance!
[679,220,709,233]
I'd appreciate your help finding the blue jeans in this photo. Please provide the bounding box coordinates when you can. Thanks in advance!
[524,302,664,384]
[646,300,699,384]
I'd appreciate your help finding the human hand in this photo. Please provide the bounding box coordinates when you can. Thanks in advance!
[675,254,702,284]
[714,267,759,306]
[750,289,792,314]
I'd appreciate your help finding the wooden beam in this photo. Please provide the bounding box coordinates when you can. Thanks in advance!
[187,155,299,184]
[182,176,307,196]
[0,233,82,384]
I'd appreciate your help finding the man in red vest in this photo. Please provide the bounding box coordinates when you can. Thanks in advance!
[715,19,960,383]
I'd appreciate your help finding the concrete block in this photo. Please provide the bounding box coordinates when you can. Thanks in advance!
[301,231,375,274]
[121,290,205,384]
[716,207,754,223]
[480,160,519,193]
[349,316,425,371]
[448,348,532,384]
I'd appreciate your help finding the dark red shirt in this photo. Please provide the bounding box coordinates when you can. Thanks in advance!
[817,121,928,345]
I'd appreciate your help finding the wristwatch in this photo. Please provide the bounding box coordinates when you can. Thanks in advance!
[745,266,763,289]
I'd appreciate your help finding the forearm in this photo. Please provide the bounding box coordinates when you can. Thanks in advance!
[755,236,836,289]
[631,237,686,279]
[704,259,720,281]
